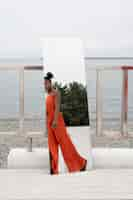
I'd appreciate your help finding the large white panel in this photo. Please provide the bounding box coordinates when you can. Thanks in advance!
[42,37,92,172]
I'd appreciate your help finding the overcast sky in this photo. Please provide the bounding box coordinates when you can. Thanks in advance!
[0,0,133,58]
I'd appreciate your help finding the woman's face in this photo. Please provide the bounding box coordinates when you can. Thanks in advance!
[44,79,51,92]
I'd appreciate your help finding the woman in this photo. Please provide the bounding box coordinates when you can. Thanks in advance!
[44,72,87,175]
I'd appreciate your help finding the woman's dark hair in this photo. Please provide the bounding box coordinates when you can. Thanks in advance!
[44,72,54,80]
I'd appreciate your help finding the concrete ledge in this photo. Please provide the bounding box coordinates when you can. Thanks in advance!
[92,148,133,168]
[7,147,75,173]
[8,148,50,171]
[8,147,133,171]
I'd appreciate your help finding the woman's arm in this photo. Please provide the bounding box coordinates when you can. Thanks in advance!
[52,89,61,128]
[54,89,61,122]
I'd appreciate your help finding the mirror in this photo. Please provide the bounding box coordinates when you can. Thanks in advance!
[43,37,89,127]
[43,37,91,173]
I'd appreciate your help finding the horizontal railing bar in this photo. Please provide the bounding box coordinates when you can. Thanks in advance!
[0,66,22,70]
[122,66,133,70]
[86,65,133,71]
[0,65,43,70]
[0,113,44,120]
[86,65,122,70]
[24,115,44,119]
[0,114,43,119]
[0,131,18,135]
[0,131,45,136]
[1,63,133,71]
[24,65,43,70]
[85,56,133,60]
[0,118,44,120]
[0,117,19,120]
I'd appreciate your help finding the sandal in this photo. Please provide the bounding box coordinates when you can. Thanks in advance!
[80,160,87,171]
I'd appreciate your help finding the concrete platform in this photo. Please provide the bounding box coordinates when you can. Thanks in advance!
[92,147,133,169]
[8,147,133,171]
[5,125,133,199]
[0,168,133,199]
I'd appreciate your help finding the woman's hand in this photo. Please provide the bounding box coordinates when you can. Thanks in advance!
[51,119,58,128]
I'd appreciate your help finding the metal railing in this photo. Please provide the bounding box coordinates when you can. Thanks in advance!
[1,59,133,145]
[0,65,45,151]
[85,63,133,137]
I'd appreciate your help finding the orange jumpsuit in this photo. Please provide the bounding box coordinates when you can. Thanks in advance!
[46,93,87,174]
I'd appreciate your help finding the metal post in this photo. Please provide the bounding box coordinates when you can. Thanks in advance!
[19,68,24,135]
[121,69,128,137]
[28,137,33,152]
[84,64,91,127]
[96,69,103,136]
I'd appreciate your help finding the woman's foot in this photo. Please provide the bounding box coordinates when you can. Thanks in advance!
[80,160,87,171]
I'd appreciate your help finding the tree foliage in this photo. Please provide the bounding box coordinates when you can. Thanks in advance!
[54,81,90,126]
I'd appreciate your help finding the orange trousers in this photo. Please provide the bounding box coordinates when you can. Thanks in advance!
[47,112,87,174]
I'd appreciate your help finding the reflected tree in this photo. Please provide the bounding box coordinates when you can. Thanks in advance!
[54,81,89,126]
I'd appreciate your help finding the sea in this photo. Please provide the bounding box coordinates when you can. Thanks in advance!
[0,57,133,132]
